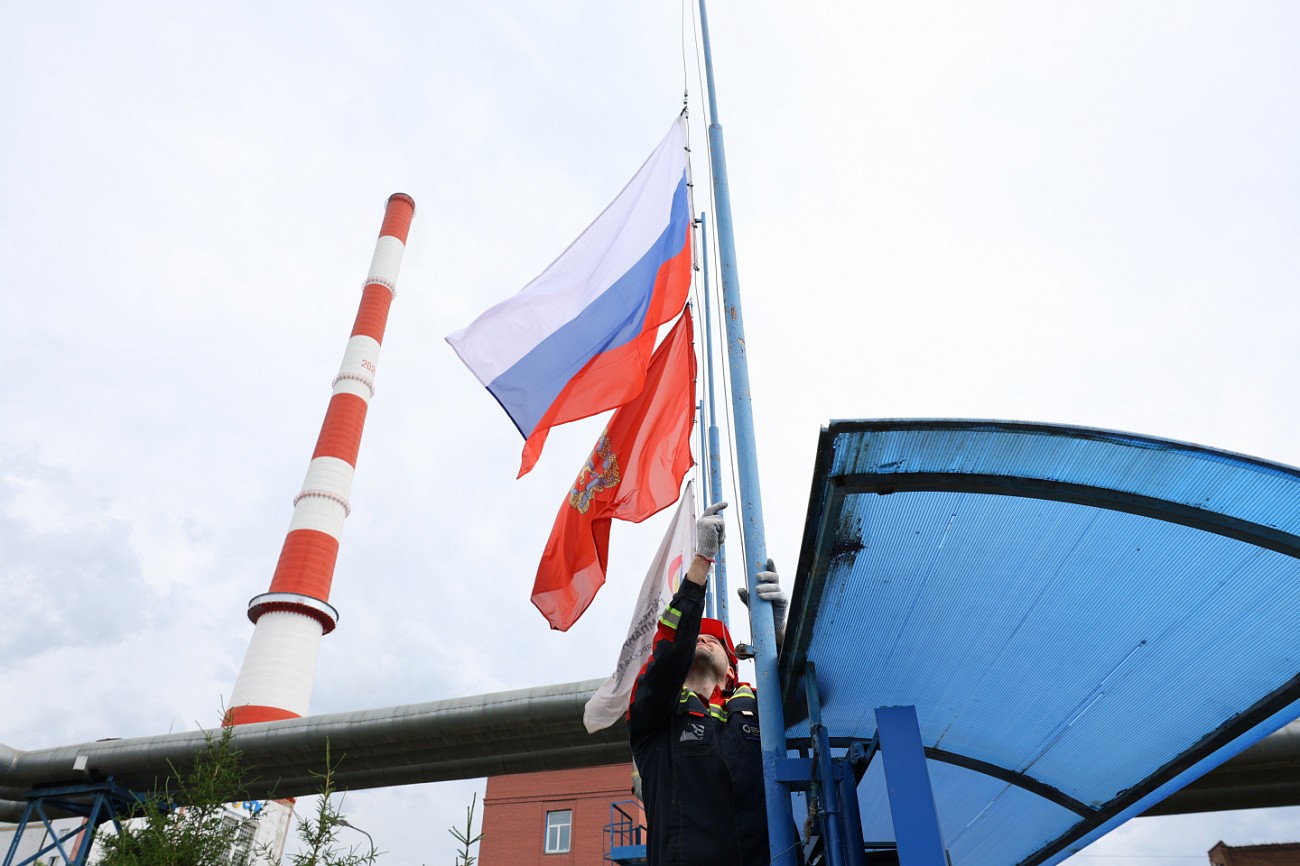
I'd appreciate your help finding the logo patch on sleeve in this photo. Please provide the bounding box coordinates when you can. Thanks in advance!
[680,722,706,742]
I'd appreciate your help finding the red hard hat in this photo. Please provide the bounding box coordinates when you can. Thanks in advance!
[699,618,738,669]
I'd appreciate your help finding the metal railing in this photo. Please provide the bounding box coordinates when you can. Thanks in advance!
[604,800,646,865]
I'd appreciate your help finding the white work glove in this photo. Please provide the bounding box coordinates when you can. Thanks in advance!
[738,558,789,627]
[696,501,727,559]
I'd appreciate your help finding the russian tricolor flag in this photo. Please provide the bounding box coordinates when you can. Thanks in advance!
[447,116,692,476]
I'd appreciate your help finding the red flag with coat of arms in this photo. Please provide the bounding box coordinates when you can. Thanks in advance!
[531,312,696,631]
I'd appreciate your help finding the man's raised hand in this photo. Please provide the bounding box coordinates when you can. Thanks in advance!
[696,501,728,560]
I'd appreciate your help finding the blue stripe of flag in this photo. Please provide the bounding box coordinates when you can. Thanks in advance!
[487,175,691,437]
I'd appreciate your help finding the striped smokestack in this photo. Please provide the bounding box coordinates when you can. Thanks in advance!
[226,193,415,728]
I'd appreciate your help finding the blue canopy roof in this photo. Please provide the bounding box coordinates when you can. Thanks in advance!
[781,420,1300,866]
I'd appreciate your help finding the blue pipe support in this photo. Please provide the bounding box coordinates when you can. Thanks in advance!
[697,2,797,863]
[1,805,30,866]
[4,801,87,866]
[3,781,138,866]
[698,211,729,629]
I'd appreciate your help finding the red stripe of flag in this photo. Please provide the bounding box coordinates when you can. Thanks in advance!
[531,311,697,631]
[517,223,692,477]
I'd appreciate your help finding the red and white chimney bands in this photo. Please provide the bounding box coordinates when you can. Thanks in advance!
[226,193,415,727]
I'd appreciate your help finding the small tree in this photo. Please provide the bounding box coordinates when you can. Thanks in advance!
[284,744,379,866]
[94,728,383,866]
[96,725,258,866]
[448,794,482,866]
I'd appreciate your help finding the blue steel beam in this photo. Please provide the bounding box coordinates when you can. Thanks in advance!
[875,706,948,866]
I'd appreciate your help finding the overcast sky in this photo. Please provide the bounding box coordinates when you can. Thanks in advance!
[3,2,1300,864]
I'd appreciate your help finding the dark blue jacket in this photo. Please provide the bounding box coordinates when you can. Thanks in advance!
[628,579,770,866]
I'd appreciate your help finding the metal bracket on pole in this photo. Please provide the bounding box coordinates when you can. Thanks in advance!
[875,706,948,866]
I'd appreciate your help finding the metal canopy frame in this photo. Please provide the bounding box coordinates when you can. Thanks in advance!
[777,419,1300,866]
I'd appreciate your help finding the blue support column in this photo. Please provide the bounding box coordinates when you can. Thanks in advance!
[838,745,869,866]
[875,706,948,866]
[806,663,846,866]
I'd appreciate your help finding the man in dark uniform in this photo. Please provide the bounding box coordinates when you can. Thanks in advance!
[627,502,789,866]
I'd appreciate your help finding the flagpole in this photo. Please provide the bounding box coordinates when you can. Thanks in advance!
[698,2,797,863]
[695,396,716,618]
[697,211,730,630]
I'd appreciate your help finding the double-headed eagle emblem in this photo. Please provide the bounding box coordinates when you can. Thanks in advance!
[569,431,621,513]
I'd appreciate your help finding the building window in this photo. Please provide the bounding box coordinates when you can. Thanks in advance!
[218,812,256,865]
[544,809,572,854]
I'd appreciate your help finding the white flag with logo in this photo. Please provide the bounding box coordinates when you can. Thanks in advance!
[583,481,697,733]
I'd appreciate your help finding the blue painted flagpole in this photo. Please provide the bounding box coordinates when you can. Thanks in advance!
[695,396,715,618]
[697,211,730,630]
[697,2,798,863]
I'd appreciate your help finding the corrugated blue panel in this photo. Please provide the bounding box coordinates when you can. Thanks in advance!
[812,493,1300,798]
[787,421,1300,866]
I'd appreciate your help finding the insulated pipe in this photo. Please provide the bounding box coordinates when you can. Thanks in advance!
[0,738,635,823]
[226,192,415,729]
[1145,720,1300,815]
[0,687,1297,823]
[0,680,619,811]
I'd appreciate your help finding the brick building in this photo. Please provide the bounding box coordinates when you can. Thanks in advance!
[479,763,643,866]
[1209,841,1300,866]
